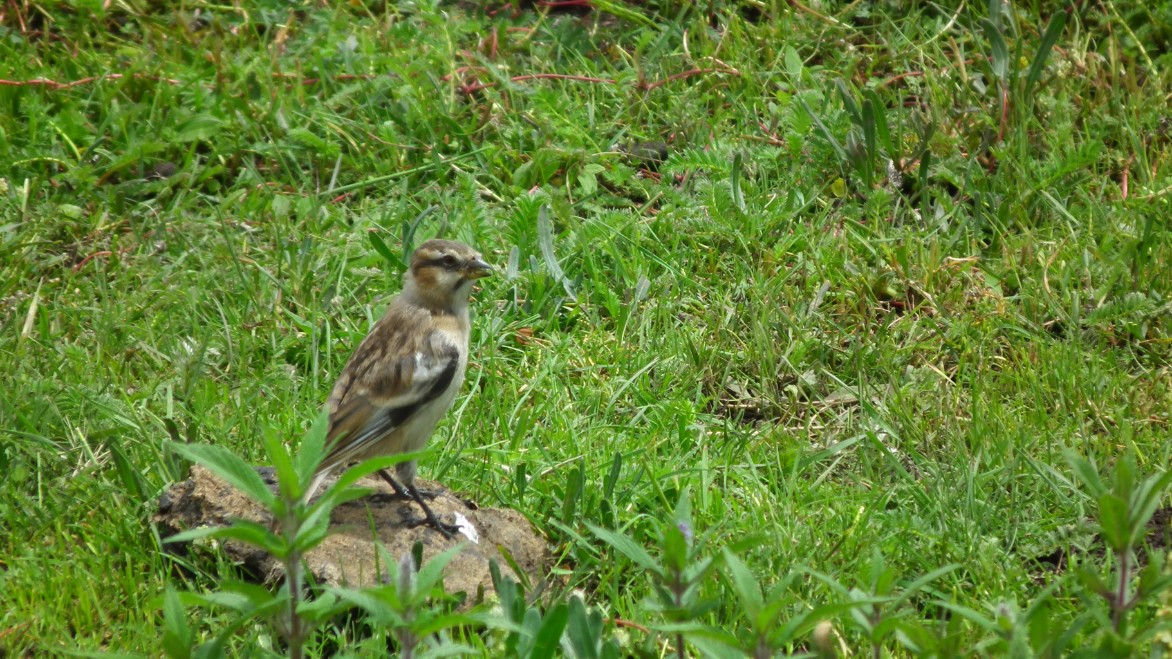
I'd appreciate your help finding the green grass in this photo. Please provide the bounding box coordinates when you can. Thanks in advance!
[2,0,1172,655]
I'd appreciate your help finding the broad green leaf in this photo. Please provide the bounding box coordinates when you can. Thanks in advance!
[982,18,1009,81]
[1025,8,1069,98]
[933,601,996,630]
[309,453,416,512]
[300,477,372,529]
[774,600,878,644]
[586,522,661,574]
[161,585,193,659]
[729,151,745,212]
[295,591,351,624]
[413,612,486,637]
[1098,492,1130,550]
[192,641,227,659]
[262,425,298,502]
[294,408,332,485]
[890,618,936,653]
[1065,452,1107,498]
[861,97,877,165]
[1114,454,1136,500]
[330,587,402,623]
[165,521,283,554]
[891,564,961,607]
[1136,557,1172,600]
[414,543,467,598]
[1130,470,1172,532]
[537,205,575,297]
[565,595,600,659]
[519,607,543,655]
[368,230,403,269]
[577,169,598,196]
[835,80,861,125]
[214,521,285,554]
[180,582,279,616]
[529,603,569,659]
[872,615,906,642]
[497,544,533,594]
[173,114,222,143]
[562,462,583,524]
[662,523,689,573]
[687,635,743,659]
[291,508,333,554]
[168,442,276,508]
[164,525,227,545]
[784,46,803,79]
[865,89,894,156]
[1075,567,1112,599]
[721,549,763,620]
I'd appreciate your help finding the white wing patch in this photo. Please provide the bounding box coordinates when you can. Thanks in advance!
[330,345,460,463]
[413,350,453,388]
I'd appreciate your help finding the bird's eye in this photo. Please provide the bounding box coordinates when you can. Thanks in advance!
[441,255,458,268]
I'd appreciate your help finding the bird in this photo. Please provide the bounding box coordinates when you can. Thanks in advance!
[305,238,493,537]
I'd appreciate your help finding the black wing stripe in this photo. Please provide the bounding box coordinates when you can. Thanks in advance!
[337,346,460,459]
[387,346,460,424]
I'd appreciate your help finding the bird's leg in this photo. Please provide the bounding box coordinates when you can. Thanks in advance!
[376,469,413,499]
[377,470,460,538]
[377,468,444,500]
[404,481,462,538]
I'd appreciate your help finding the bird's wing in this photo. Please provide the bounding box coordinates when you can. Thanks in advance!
[322,332,460,469]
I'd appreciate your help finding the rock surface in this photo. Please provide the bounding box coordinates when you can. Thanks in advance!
[155,465,547,601]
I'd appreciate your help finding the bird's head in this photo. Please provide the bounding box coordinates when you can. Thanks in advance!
[405,239,493,309]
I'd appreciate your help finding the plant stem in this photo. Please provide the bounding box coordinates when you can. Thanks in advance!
[1112,549,1131,633]
[674,569,685,659]
[871,608,882,659]
[285,512,305,659]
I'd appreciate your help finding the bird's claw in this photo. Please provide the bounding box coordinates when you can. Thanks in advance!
[404,514,461,539]
[375,490,414,501]
[411,487,444,501]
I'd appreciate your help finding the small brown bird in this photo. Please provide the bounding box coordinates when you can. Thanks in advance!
[306,239,493,537]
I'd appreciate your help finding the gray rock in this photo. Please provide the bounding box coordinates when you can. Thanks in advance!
[155,465,547,603]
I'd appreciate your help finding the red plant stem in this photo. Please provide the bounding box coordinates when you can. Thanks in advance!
[271,72,378,85]
[611,617,651,633]
[4,65,735,98]
[996,82,1009,143]
[878,57,986,88]
[1112,550,1130,632]
[0,74,181,89]
[1,72,384,90]
[459,73,616,93]
[640,67,738,91]
[441,66,488,82]
[513,73,614,84]
[1121,155,1132,199]
[72,251,114,272]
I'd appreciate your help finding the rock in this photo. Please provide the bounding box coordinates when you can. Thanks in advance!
[154,465,547,603]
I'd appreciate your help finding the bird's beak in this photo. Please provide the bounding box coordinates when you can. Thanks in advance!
[462,257,494,280]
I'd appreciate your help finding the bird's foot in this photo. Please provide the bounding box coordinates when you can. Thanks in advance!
[410,487,444,501]
[404,513,461,539]
[371,490,412,502]
[367,491,405,504]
